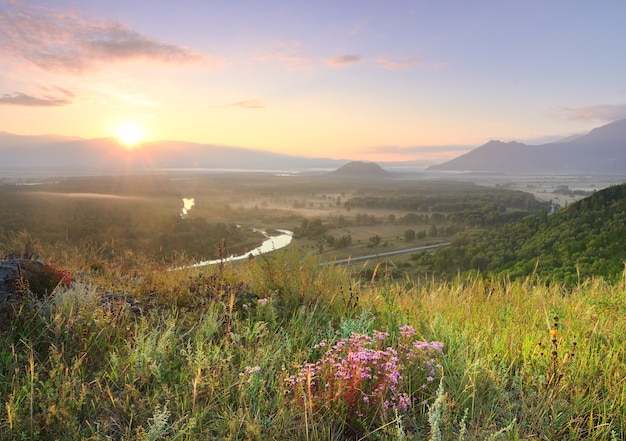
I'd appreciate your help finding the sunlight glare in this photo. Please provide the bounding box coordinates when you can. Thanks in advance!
[114,122,144,148]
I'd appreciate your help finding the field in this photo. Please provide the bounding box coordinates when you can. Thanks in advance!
[2,170,613,276]
[1,245,624,440]
[1,171,625,439]
[445,173,625,207]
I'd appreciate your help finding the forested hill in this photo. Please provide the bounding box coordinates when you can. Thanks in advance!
[432,183,626,284]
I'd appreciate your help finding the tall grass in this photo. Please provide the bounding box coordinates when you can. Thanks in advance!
[1,246,624,439]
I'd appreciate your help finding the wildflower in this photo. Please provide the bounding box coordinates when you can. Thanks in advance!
[243,365,261,375]
[313,340,327,349]
[373,331,389,340]
[398,393,411,412]
[284,325,444,431]
[399,325,416,338]
[240,365,261,383]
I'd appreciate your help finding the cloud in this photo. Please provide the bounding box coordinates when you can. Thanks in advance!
[325,54,362,67]
[255,41,311,71]
[0,2,208,73]
[563,104,626,122]
[375,56,422,70]
[0,90,73,106]
[348,20,367,36]
[96,88,157,107]
[229,99,265,109]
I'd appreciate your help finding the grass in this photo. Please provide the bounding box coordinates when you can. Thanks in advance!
[1,246,625,440]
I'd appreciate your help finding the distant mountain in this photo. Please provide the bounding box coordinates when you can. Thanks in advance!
[427,119,626,174]
[0,133,346,172]
[433,183,626,283]
[327,161,391,178]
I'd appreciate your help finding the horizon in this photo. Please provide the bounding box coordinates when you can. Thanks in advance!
[1,1,626,163]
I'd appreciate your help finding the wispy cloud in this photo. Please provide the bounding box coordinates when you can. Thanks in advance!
[375,56,422,70]
[325,54,362,67]
[563,104,626,122]
[348,20,367,36]
[0,86,75,106]
[255,40,311,71]
[228,99,266,109]
[0,2,209,73]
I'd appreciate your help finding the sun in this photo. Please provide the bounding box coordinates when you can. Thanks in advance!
[114,122,144,149]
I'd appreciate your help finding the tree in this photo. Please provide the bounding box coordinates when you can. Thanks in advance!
[369,235,381,246]
[404,229,416,242]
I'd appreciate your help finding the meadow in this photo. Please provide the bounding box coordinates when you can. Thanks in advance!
[1,173,624,439]
[1,244,624,440]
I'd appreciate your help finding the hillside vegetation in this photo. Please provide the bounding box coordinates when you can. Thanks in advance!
[1,176,626,439]
[0,178,264,263]
[1,239,625,440]
[428,183,626,284]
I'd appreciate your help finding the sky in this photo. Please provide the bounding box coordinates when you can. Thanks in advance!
[1,0,625,163]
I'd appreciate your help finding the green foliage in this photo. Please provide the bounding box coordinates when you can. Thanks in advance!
[2,177,626,439]
[431,183,626,283]
[0,185,263,264]
[345,181,547,228]
[404,229,416,242]
[1,247,625,440]
[293,217,328,239]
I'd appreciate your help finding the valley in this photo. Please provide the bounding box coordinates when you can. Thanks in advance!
[2,167,626,440]
[4,167,620,281]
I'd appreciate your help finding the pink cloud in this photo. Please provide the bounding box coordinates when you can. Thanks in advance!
[375,56,422,70]
[0,91,72,106]
[255,41,312,72]
[0,3,209,73]
[564,104,626,122]
[325,54,362,67]
[229,99,266,109]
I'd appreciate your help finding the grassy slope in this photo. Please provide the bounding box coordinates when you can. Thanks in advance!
[1,247,624,440]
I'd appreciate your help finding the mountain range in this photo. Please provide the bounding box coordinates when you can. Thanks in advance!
[2,118,626,174]
[0,133,347,172]
[427,119,626,174]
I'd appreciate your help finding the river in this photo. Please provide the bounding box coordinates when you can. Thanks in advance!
[188,229,293,268]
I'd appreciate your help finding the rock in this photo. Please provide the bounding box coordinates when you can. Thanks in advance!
[0,258,71,305]
[99,293,143,317]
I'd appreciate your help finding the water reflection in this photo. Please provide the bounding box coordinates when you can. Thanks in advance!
[180,198,195,218]
[188,229,293,268]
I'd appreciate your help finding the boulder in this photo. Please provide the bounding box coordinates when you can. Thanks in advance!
[0,259,71,304]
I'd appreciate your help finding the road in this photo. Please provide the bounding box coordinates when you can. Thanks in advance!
[322,242,451,266]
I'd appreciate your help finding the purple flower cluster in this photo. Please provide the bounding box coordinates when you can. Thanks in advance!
[284,325,444,426]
